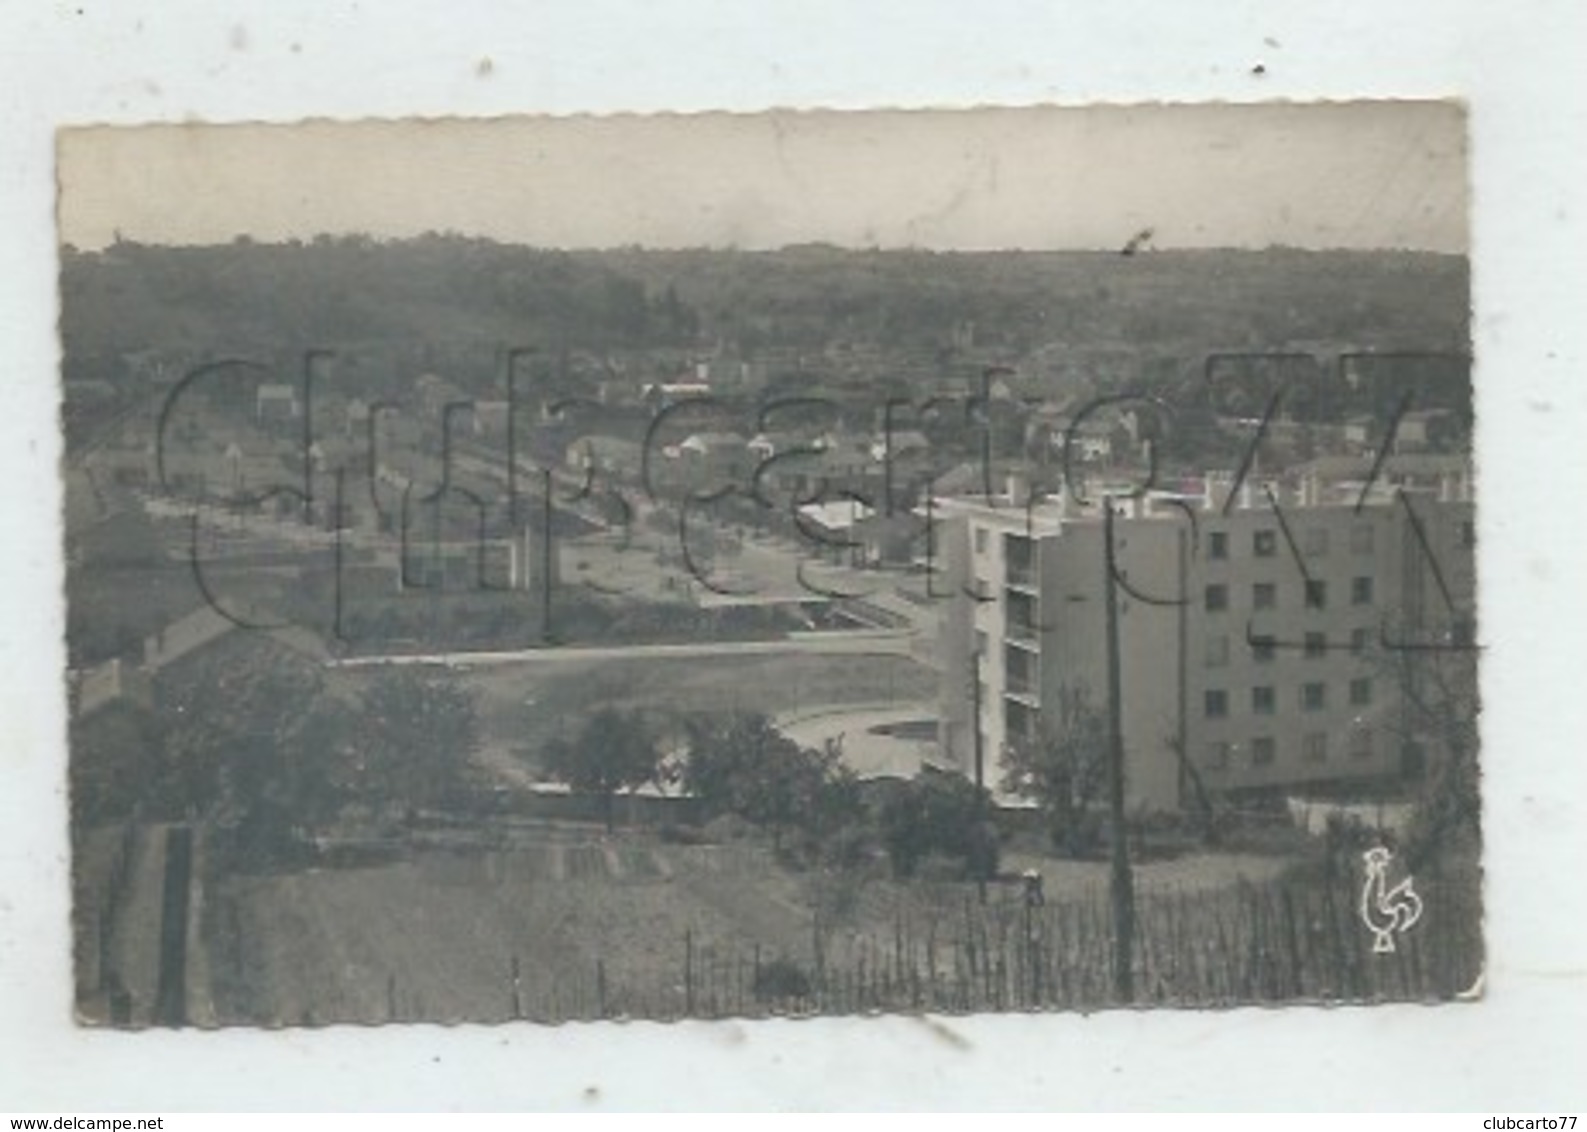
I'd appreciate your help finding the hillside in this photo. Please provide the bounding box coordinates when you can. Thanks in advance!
[60,238,1469,380]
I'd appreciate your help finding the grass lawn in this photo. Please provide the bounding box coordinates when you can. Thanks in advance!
[347,651,943,774]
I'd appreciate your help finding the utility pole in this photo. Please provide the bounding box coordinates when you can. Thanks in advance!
[1102,500,1136,1003]
[970,648,987,904]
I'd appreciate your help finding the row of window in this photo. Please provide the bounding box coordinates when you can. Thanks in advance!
[1206,727,1375,769]
[1204,575,1374,612]
[977,516,1470,566]
[1208,524,1377,562]
[1206,627,1375,665]
[1204,677,1373,718]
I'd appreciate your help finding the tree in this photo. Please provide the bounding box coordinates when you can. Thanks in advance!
[543,707,661,832]
[682,712,788,816]
[354,668,480,814]
[153,637,352,865]
[1376,616,1481,871]
[70,700,162,829]
[1002,686,1108,858]
[877,771,998,880]
[682,713,863,854]
[740,740,860,853]
[220,694,351,867]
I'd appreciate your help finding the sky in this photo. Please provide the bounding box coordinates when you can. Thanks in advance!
[57,101,1467,254]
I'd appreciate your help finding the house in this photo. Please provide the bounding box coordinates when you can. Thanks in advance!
[255,383,300,423]
[1026,410,1119,464]
[72,658,154,719]
[415,373,469,418]
[565,434,644,480]
[795,498,873,564]
[640,380,712,408]
[869,428,932,464]
[853,511,927,568]
[1392,409,1462,453]
[1342,415,1376,453]
[678,431,747,457]
[473,400,512,440]
[747,431,822,462]
[345,398,372,436]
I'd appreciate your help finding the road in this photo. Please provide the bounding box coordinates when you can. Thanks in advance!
[325,626,920,669]
[775,701,944,780]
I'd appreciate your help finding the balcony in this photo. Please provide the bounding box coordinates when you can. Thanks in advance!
[1006,617,1041,647]
[1004,699,1040,746]
[1005,675,1040,704]
[1005,559,1038,591]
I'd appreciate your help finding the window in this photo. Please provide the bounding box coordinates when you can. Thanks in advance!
[1005,699,1037,743]
[1303,732,1328,762]
[1205,635,1230,667]
[1253,582,1277,610]
[1208,531,1228,560]
[1251,635,1276,664]
[1252,736,1276,766]
[1304,631,1327,660]
[974,528,989,554]
[975,629,989,657]
[1352,575,1375,606]
[1453,617,1476,648]
[1350,627,1371,656]
[1460,520,1475,548]
[1350,677,1373,707]
[1351,524,1375,554]
[1205,741,1231,771]
[1349,728,1374,759]
[1252,685,1276,715]
[1302,682,1327,711]
[1305,579,1328,610]
[1205,584,1228,613]
[1304,527,1330,557]
[1204,689,1228,718]
[1254,529,1277,557]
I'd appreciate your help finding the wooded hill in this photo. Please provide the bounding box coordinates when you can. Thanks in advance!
[61,237,1469,372]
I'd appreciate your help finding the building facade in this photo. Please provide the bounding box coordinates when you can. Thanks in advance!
[935,458,1475,812]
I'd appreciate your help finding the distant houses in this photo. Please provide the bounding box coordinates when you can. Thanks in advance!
[254,383,300,423]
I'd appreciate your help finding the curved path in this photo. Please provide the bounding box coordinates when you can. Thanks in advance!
[774,701,944,780]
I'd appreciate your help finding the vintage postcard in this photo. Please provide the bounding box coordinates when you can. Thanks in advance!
[57,102,1478,1029]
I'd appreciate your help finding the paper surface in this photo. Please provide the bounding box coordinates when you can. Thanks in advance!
[6,2,1580,1111]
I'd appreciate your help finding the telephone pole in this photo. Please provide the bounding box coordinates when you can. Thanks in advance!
[1103,500,1136,1003]
[970,649,987,904]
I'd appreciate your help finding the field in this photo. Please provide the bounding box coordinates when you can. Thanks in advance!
[198,824,1322,1027]
[193,820,1482,1027]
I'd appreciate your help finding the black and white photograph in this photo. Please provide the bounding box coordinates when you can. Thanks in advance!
[57,102,1481,1030]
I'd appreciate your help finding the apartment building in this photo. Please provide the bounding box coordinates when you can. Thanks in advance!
[935,456,1475,811]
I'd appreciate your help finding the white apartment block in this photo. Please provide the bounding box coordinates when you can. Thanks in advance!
[934,455,1475,811]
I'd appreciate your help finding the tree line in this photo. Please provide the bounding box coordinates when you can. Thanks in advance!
[62,236,1468,366]
[539,706,1000,881]
[71,636,483,868]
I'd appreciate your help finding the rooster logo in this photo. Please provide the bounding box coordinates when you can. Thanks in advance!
[1359,846,1424,954]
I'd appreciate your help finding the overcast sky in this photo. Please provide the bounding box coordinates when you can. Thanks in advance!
[57,101,1467,254]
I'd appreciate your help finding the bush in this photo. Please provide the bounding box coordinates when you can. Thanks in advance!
[752,957,812,1003]
[878,771,999,880]
[657,822,712,846]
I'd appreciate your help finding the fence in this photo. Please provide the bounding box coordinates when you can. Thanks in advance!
[406,866,1482,1025]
